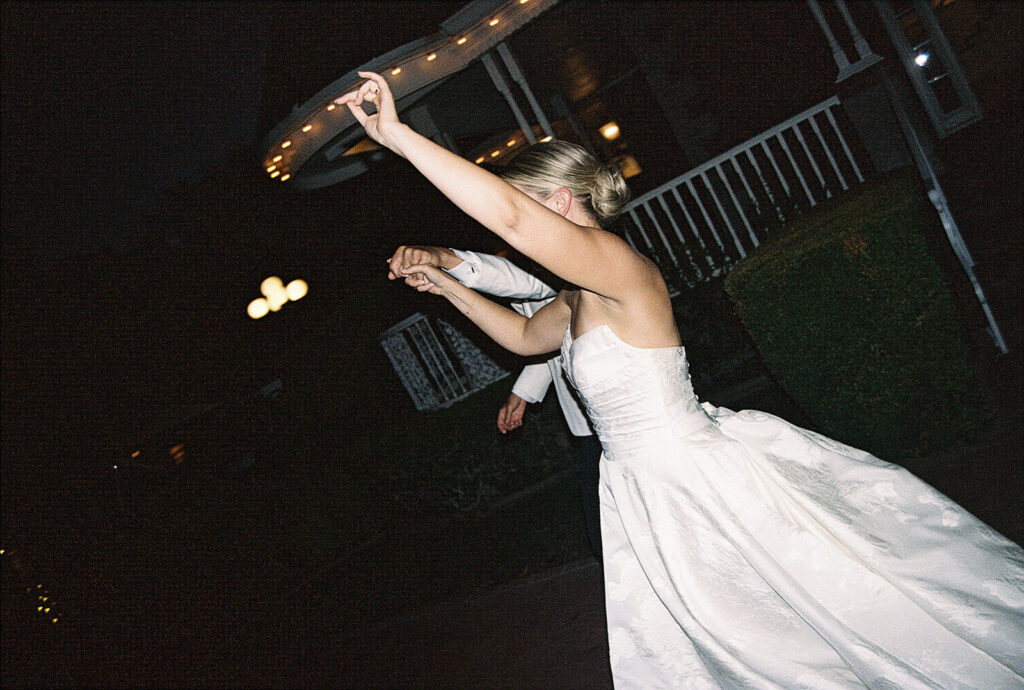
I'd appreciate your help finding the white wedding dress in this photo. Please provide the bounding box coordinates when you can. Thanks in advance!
[561,324,1024,689]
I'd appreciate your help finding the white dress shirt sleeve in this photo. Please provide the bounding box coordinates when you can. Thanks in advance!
[510,362,554,403]
[446,249,556,300]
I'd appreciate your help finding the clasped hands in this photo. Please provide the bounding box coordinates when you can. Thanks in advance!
[387,245,451,294]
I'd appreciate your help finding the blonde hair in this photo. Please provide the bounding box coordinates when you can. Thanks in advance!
[498,140,630,229]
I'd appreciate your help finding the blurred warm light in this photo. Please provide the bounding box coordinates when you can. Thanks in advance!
[302,124,312,132]
[273,155,282,162]
[456,36,467,45]
[131,450,140,458]
[270,171,281,178]
[491,150,501,157]
[599,122,620,140]
[506,139,516,147]
[248,298,269,319]
[267,165,277,173]
[280,174,291,181]
[326,103,336,111]
[915,52,929,66]
[267,290,287,311]
[489,17,500,26]
[426,53,437,61]
[539,135,553,142]
[261,277,284,296]
[285,279,308,301]
[281,140,291,148]
[391,67,402,76]
[520,0,530,4]
[475,156,485,164]
[612,153,642,179]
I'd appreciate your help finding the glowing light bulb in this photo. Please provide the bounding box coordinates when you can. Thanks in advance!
[280,174,291,181]
[539,136,553,143]
[491,150,501,158]
[267,165,277,173]
[248,298,269,320]
[599,122,620,140]
[302,125,312,132]
[326,104,336,110]
[270,171,281,178]
[475,156,485,164]
[267,290,287,312]
[391,67,402,76]
[426,53,437,61]
[489,18,499,26]
[260,277,283,297]
[273,155,282,162]
[285,279,308,301]
[915,52,929,67]
[457,37,467,45]
[281,140,291,148]
[507,139,516,147]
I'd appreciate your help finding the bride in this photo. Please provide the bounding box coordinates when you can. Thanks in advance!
[342,72,1024,688]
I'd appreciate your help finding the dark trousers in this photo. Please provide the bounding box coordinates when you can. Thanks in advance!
[575,434,603,560]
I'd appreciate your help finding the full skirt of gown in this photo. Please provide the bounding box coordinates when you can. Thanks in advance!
[561,325,1024,689]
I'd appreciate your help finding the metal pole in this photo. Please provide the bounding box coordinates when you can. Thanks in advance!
[879,68,1008,353]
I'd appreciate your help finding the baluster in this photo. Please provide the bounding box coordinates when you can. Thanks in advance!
[792,121,830,198]
[808,113,848,190]
[670,187,716,275]
[700,171,745,259]
[825,106,865,183]
[716,163,758,247]
[775,132,815,206]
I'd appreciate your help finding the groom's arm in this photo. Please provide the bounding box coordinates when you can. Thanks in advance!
[447,249,556,301]
[388,245,556,301]
[511,361,554,403]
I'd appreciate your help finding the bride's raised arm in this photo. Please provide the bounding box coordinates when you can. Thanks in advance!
[338,72,656,303]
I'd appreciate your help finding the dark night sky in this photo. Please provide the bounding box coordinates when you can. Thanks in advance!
[2,1,269,257]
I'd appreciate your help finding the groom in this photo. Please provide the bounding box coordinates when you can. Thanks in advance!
[389,245,603,560]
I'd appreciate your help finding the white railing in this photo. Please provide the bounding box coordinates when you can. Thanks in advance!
[618,96,867,292]
[380,312,509,411]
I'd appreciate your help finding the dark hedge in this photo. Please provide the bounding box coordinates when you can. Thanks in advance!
[724,168,989,461]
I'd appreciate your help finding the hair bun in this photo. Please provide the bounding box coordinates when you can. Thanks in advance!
[591,162,631,228]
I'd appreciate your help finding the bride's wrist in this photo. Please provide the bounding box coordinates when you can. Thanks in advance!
[380,122,412,159]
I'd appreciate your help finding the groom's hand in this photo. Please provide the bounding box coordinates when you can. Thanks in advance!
[497,392,527,434]
[388,245,440,280]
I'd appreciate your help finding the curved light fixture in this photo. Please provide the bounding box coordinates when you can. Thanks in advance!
[258,0,559,190]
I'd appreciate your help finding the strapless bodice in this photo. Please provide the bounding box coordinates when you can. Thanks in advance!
[561,325,715,461]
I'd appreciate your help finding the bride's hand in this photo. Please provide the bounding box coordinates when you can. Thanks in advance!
[395,263,451,295]
[387,245,444,281]
[337,71,402,153]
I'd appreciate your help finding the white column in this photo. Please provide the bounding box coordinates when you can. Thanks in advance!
[480,51,537,145]
[496,42,555,140]
[806,0,853,75]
